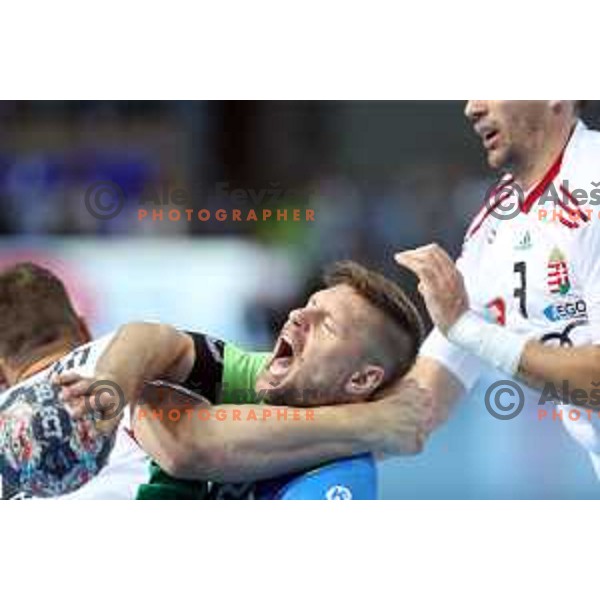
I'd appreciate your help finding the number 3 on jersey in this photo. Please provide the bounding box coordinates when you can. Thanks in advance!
[513,261,528,319]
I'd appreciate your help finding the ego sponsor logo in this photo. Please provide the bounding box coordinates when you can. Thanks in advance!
[543,299,588,322]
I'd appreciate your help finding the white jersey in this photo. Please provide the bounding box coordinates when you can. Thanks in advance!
[421,121,600,472]
[0,335,150,499]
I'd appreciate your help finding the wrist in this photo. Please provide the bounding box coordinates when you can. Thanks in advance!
[446,309,530,376]
[357,402,392,455]
[96,369,132,396]
[442,307,469,336]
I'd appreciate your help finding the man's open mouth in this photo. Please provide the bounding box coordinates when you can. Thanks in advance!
[479,125,500,150]
[267,334,296,381]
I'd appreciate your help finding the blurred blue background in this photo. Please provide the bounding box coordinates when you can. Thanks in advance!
[1,100,600,498]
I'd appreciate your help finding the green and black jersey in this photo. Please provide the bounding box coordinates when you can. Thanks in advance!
[136,332,270,500]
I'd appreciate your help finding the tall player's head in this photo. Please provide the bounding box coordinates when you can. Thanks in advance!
[256,261,425,407]
[0,262,91,387]
[464,101,583,182]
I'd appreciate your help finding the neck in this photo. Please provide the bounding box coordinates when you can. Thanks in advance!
[514,119,576,190]
[12,338,79,384]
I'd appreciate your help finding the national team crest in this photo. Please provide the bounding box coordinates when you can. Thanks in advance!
[547,247,571,296]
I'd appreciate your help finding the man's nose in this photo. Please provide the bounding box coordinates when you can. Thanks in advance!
[289,308,310,331]
[289,307,318,331]
[465,100,486,122]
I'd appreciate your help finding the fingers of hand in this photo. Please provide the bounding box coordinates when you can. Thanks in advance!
[427,243,455,270]
[65,388,123,425]
[60,378,94,402]
[53,371,82,386]
[95,414,122,436]
[395,246,453,295]
[392,379,435,436]
[91,389,122,417]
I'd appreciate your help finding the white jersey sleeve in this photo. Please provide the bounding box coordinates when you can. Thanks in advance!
[49,333,115,378]
[419,327,485,392]
[563,124,600,345]
[574,216,600,344]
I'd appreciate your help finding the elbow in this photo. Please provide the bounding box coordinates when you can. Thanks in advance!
[156,445,192,479]
[156,443,201,479]
[158,437,231,482]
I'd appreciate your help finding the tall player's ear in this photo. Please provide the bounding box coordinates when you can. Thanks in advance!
[76,316,92,344]
[344,365,385,399]
[548,100,568,114]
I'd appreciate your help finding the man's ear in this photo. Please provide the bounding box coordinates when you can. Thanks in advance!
[76,316,92,344]
[548,100,572,115]
[344,365,385,400]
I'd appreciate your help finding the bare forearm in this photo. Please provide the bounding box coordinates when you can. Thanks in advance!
[135,360,437,483]
[98,323,193,397]
[137,402,380,483]
[518,341,600,400]
[402,356,464,432]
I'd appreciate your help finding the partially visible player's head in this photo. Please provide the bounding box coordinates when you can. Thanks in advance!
[464,100,580,182]
[0,262,91,386]
[0,263,114,499]
[256,261,425,407]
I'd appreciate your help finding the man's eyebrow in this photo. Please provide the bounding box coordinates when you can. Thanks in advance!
[311,294,336,320]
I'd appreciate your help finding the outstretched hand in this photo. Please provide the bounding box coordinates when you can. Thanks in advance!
[395,243,469,335]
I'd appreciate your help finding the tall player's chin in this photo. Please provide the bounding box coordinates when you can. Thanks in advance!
[483,133,510,171]
[486,145,509,171]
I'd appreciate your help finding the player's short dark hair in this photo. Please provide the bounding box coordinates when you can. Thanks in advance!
[0,262,80,363]
[324,260,425,386]
[575,101,587,115]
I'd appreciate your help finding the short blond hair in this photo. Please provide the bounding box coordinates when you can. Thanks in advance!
[324,260,425,385]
